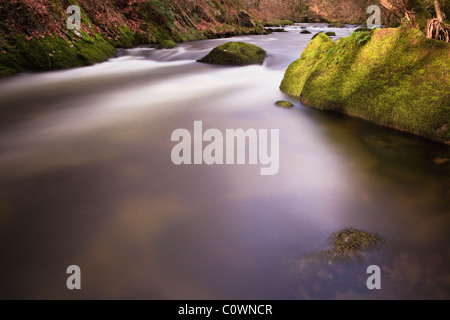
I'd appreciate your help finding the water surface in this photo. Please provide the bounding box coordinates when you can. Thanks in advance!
[0,25,449,299]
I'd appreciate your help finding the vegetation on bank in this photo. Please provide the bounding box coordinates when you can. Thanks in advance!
[0,0,271,77]
[280,27,450,144]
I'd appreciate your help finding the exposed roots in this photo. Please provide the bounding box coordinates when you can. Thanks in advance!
[427,18,450,42]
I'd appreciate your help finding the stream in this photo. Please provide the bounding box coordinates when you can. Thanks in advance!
[0,24,449,299]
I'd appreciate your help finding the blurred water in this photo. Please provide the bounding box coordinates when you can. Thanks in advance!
[0,25,449,299]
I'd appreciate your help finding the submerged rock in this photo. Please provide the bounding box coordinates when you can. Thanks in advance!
[197,42,267,66]
[275,100,294,109]
[158,40,178,49]
[300,30,312,34]
[312,228,385,262]
[280,27,450,144]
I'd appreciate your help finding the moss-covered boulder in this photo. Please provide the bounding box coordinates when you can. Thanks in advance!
[197,42,267,66]
[158,40,178,49]
[311,32,335,40]
[275,100,294,108]
[280,27,450,144]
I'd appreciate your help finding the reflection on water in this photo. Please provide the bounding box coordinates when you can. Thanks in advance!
[0,25,449,299]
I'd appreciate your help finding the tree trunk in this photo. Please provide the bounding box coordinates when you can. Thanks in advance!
[434,0,444,22]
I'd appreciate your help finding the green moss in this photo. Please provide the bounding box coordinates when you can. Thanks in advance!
[74,34,116,65]
[275,100,294,108]
[280,27,450,144]
[158,39,178,49]
[107,25,136,48]
[197,42,267,66]
[280,33,334,96]
[312,32,335,39]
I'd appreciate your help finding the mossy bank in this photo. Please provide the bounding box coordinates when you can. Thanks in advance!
[280,28,450,144]
[0,0,268,77]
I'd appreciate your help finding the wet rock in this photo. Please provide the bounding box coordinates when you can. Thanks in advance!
[275,100,294,109]
[197,42,266,66]
[309,228,385,262]
[300,30,312,34]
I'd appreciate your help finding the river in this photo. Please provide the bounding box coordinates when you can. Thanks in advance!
[0,24,449,299]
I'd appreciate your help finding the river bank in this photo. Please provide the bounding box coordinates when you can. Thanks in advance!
[280,27,450,144]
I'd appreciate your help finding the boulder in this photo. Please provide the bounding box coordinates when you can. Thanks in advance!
[197,42,267,66]
[275,100,294,109]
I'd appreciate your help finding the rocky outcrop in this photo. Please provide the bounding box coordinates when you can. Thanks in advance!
[280,28,450,144]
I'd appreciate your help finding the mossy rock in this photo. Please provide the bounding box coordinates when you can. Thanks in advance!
[197,42,267,66]
[311,228,385,262]
[266,28,287,33]
[158,40,178,49]
[275,100,294,109]
[280,27,450,144]
[329,228,384,255]
[300,30,312,34]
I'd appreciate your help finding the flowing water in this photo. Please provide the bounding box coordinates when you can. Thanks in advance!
[0,25,449,299]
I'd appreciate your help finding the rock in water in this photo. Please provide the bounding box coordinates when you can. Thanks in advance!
[309,228,385,262]
[300,30,312,34]
[197,42,267,66]
[275,100,294,109]
[238,10,255,28]
[158,40,178,49]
